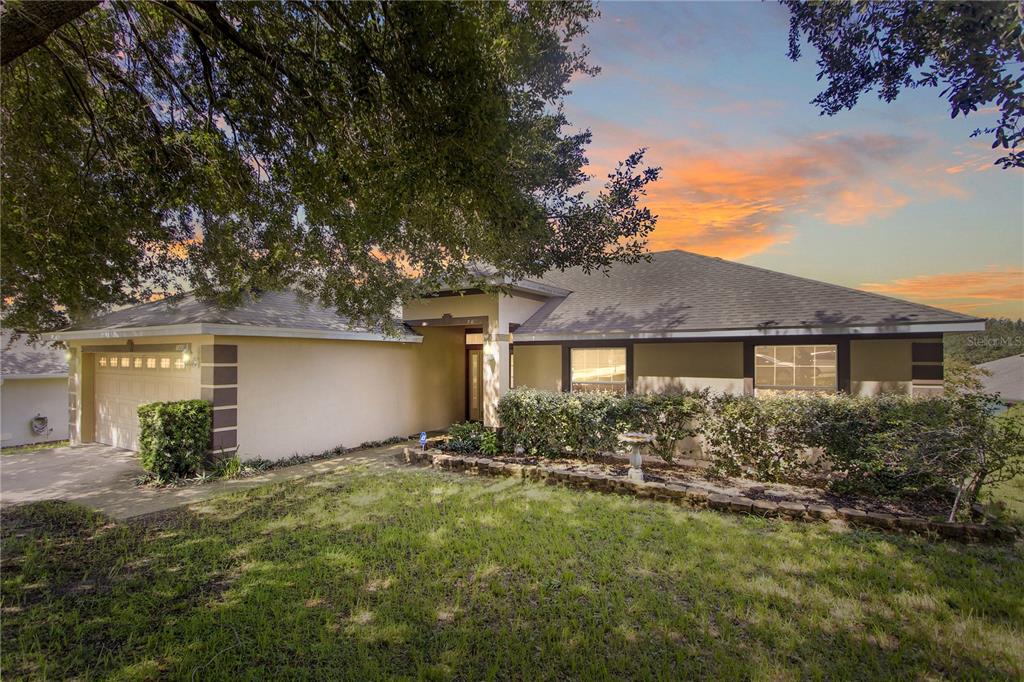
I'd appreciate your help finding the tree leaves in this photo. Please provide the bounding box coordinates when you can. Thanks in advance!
[1,1,660,332]
[783,0,1023,169]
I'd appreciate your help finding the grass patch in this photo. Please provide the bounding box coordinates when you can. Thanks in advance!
[989,475,1024,527]
[1,440,68,456]
[2,469,1022,679]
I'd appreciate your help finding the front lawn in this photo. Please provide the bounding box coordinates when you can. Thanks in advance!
[2,468,1022,679]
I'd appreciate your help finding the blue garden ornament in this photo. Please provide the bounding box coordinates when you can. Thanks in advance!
[419,432,428,451]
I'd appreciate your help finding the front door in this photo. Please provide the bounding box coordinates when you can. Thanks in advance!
[467,348,483,421]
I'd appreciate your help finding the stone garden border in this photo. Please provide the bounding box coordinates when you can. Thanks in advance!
[401,448,1018,543]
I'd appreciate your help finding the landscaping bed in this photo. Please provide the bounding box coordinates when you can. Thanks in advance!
[457,449,949,518]
[404,447,1019,542]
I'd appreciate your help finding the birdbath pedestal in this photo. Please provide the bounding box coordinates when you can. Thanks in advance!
[617,432,655,482]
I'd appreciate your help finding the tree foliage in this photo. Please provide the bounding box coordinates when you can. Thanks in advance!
[0,1,659,332]
[945,318,1024,364]
[783,0,1023,169]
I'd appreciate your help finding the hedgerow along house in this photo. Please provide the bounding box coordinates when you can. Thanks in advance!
[54,250,984,460]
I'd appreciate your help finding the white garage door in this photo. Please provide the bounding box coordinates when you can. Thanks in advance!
[94,353,198,451]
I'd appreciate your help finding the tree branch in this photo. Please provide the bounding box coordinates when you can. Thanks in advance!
[0,0,99,66]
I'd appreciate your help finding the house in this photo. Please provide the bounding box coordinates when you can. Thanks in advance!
[53,250,984,459]
[1,330,70,447]
[976,354,1024,406]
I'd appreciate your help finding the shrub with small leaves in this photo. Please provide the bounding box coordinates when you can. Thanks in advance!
[445,421,490,454]
[700,394,814,482]
[497,388,705,460]
[137,399,212,482]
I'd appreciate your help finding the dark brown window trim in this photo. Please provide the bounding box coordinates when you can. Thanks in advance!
[743,338,850,395]
[561,341,634,394]
[520,333,939,397]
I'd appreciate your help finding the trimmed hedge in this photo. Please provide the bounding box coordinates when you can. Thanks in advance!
[497,387,1024,508]
[497,388,705,462]
[137,399,213,481]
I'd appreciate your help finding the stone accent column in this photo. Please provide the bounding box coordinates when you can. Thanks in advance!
[201,344,238,454]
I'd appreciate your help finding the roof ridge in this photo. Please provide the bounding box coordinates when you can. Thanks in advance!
[653,249,982,323]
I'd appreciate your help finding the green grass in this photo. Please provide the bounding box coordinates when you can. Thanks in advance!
[2,468,1022,680]
[990,475,1024,527]
[1,439,68,456]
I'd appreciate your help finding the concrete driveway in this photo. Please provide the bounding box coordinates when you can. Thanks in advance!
[1,441,410,519]
[1,443,146,516]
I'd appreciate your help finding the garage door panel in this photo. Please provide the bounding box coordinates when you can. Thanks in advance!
[93,354,198,451]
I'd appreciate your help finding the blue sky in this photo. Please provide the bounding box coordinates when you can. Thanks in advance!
[565,1,1023,317]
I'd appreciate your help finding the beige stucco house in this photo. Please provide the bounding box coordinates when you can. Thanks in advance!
[53,250,984,460]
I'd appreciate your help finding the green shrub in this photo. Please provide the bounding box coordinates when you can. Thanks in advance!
[213,455,243,479]
[445,421,490,453]
[497,388,705,461]
[496,387,1024,511]
[137,400,213,481]
[700,394,815,481]
[479,430,498,456]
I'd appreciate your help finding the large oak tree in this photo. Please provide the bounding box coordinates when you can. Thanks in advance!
[1,1,659,332]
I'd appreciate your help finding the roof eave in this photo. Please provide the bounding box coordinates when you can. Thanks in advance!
[51,322,423,344]
[513,320,986,343]
[428,277,571,299]
[1,373,69,381]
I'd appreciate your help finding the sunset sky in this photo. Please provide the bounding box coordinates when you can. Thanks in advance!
[568,2,1023,318]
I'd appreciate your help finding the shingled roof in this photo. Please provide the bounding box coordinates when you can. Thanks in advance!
[57,290,419,342]
[976,354,1024,404]
[514,250,982,340]
[1,330,68,379]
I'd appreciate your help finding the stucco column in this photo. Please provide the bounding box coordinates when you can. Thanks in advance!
[67,347,81,445]
[481,332,509,428]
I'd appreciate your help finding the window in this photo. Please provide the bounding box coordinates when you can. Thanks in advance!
[570,347,627,393]
[133,357,143,368]
[174,358,185,369]
[99,357,107,367]
[465,332,484,345]
[754,344,837,392]
[160,357,171,369]
[120,357,130,368]
[146,357,156,369]
[109,356,119,366]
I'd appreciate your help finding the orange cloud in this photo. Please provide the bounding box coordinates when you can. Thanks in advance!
[862,267,1024,317]
[165,236,203,260]
[580,126,923,259]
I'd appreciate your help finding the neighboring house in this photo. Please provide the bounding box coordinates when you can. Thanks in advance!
[1,330,70,447]
[53,250,984,459]
[976,354,1024,405]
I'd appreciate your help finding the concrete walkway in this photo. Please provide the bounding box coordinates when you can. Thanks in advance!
[1,441,410,519]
